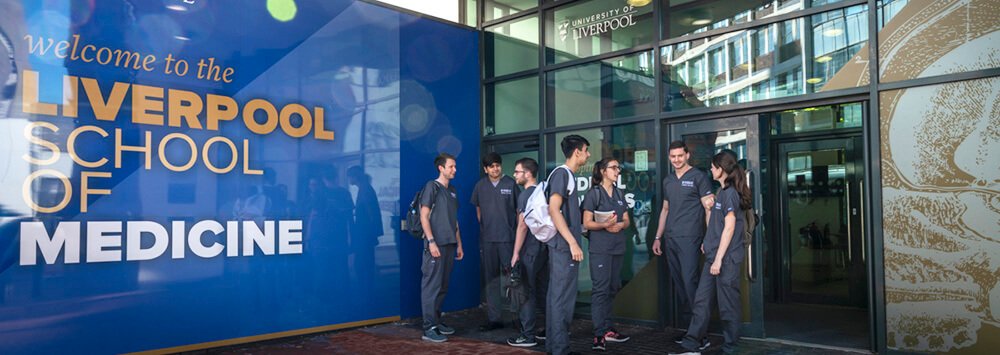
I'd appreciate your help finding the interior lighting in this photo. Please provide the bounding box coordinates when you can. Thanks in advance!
[165,5,187,11]
[823,28,843,37]
[627,0,653,6]
[692,19,712,26]
[815,55,833,63]
[806,77,823,84]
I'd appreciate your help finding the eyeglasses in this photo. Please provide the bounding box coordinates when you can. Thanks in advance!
[606,165,621,171]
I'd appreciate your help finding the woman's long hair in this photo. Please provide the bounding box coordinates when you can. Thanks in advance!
[712,151,752,210]
[591,158,618,187]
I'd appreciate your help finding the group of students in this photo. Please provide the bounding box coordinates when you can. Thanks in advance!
[416,135,751,355]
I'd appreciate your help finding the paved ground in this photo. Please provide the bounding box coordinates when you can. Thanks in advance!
[191,308,868,355]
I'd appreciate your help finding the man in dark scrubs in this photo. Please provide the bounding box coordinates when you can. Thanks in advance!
[420,153,465,342]
[652,141,714,346]
[507,157,548,347]
[546,134,590,355]
[471,152,520,331]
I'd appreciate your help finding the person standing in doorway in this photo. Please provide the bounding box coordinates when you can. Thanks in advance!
[546,134,590,355]
[673,150,750,355]
[471,152,520,331]
[582,158,632,351]
[420,153,465,342]
[507,157,549,347]
[653,141,714,347]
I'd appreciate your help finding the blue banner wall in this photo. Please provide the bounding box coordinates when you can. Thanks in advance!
[0,0,480,353]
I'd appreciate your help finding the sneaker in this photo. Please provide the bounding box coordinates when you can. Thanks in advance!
[507,334,537,347]
[604,328,630,343]
[699,338,711,350]
[673,334,685,344]
[535,330,546,340]
[421,327,447,343]
[592,336,606,351]
[436,323,455,335]
[478,321,504,332]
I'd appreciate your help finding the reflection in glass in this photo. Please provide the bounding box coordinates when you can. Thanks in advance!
[550,51,655,127]
[486,15,539,77]
[784,148,850,300]
[546,0,654,64]
[661,0,847,40]
[769,102,863,135]
[486,76,540,136]
[485,0,537,22]
[549,122,659,322]
[662,5,869,112]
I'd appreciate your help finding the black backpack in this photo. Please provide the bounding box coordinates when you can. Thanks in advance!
[405,182,440,239]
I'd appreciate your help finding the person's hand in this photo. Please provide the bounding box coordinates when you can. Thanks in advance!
[428,242,441,258]
[607,223,623,233]
[700,244,705,254]
[652,239,662,255]
[570,244,584,262]
[710,260,722,275]
[456,245,464,260]
[510,253,519,267]
[605,213,618,226]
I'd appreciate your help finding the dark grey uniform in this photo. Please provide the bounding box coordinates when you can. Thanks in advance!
[681,186,745,353]
[471,175,519,323]
[545,167,582,355]
[581,186,629,338]
[419,180,459,330]
[516,185,548,337]
[662,168,713,326]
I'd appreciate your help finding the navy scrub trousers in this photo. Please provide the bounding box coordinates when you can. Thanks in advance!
[681,256,741,353]
[421,242,457,329]
[516,242,548,337]
[589,252,623,337]
[666,235,702,326]
[546,244,578,355]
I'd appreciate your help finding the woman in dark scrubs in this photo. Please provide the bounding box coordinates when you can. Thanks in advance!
[582,158,631,351]
[675,150,751,355]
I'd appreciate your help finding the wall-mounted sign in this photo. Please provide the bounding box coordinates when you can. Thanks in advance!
[559,5,639,42]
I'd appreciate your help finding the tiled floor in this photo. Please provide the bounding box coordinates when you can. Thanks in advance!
[194,308,869,354]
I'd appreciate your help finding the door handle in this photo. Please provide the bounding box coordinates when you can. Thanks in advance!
[846,182,852,263]
[860,179,865,264]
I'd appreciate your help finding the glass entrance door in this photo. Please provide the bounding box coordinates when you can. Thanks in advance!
[777,137,866,307]
[666,115,764,338]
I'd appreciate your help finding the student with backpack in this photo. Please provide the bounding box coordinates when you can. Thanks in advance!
[545,134,590,355]
[418,153,465,343]
[672,150,750,355]
[507,157,548,348]
[581,158,631,351]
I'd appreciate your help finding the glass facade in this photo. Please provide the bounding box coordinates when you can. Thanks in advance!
[661,5,869,112]
[661,0,849,40]
[485,0,537,21]
[545,0,655,64]
[486,15,540,77]
[477,0,1000,348]
[485,76,540,135]
[549,50,656,126]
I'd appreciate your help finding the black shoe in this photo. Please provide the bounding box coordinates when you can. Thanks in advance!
[478,321,504,332]
[507,334,537,347]
[673,334,685,344]
[699,338,711,350]
[592,336,606,351]
[535,330,546,339]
